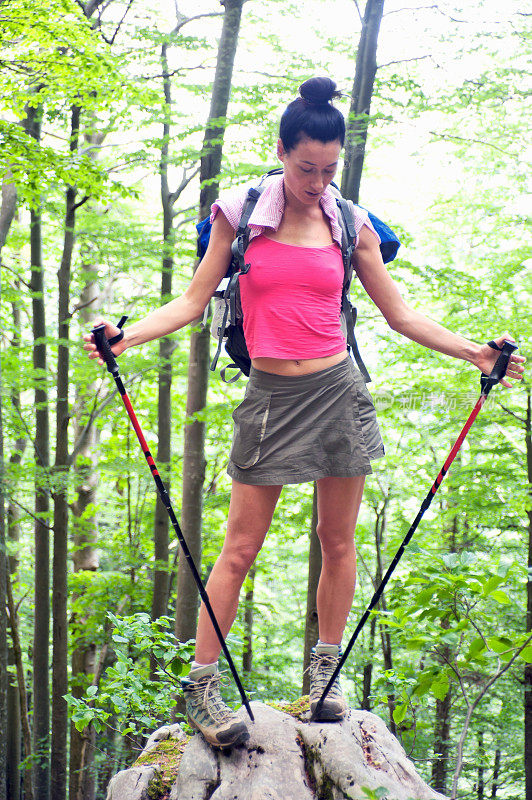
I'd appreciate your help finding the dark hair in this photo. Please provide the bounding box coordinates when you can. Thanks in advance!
[279,77,345,151]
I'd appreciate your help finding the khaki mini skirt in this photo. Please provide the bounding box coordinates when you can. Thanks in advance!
[227,356,384,486]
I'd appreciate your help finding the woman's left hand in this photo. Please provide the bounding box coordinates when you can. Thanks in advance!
[473,332,526,388]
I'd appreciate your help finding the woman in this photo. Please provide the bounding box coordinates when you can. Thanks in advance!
[85,77,524,749]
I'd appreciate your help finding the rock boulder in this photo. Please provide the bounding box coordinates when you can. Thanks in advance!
[106,700,448,800]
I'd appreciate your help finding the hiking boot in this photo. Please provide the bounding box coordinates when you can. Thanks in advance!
[309,643,348,722]
[181,664,250,748]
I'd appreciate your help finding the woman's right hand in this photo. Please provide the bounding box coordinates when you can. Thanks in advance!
[82,318,127,367]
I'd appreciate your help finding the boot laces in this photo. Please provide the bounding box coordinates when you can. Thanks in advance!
[309,652,341,693]
[190,672,235,723]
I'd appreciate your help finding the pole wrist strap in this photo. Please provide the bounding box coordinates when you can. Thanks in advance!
[480,339,518,395]
[106,315,128,346]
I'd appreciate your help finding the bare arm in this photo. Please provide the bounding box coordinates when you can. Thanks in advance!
[353,226,525,386]
[84,211,234,361]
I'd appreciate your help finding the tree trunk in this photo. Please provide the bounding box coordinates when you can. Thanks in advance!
[431,684,451,794]
[525,387,532,800]
[0,174,17,250]
[69,264,101,800]
[373,503,396,735]
[6,574,34,800]
[491,748,500,799]
[69,648,97,800]
[303,488,320,694]
[1,148,19,800]
[0,264,6,800]
[175,0,244,646]
[7,643,21,800]
[431,683,452,794]
[362,616,376,711]
[477,731,484,800]
[26,103,51,800]
[431,506,459,794]
[152,41,173,639]
[243,566,256,673]
[7,295,26,800]
[51,103,80,800]
[340,0,385,203]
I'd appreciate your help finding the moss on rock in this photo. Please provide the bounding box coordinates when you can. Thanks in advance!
[133,736,190,798]
[266,695,310,721]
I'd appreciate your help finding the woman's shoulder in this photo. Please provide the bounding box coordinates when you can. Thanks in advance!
[210,177,265,230]
[345,199,381,245]
[210,173,281,231]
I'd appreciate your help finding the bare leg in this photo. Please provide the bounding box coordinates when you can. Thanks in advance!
[194,480,282,664]
[315,476,365,645]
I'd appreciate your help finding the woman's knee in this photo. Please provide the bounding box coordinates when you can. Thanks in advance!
[316,520,356,563]
[219,538,262,578]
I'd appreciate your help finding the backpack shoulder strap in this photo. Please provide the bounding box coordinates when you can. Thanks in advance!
[334,195,371,383]
[335,196,356,288]
[210,180,265,373]
[230,185,264,272]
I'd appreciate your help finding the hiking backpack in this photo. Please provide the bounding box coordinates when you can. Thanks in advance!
[196,170,400,382]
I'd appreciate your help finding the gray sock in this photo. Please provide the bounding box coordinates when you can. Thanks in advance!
[316,640,341,654]
[191,660,218,672]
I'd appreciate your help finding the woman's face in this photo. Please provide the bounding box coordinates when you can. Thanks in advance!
[277,136,342,206]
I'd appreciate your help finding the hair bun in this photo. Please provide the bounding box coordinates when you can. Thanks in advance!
[299,77,340,106]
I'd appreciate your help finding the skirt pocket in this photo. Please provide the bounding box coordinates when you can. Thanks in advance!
[230,386,272,469]
[349,368,385,459]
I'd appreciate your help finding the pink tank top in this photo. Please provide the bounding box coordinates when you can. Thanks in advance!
[239,236,347,360]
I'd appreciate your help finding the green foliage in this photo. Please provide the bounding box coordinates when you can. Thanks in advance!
[65,613,194,738]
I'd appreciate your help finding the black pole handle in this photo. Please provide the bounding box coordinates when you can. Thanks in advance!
[92,324,119,376]
[480,339,518,395]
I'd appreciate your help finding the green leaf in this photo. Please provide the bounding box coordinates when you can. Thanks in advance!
[393,703,407,724]
[442,553,459,569]
[431,675,450,701]
[489,589,511,605]
[518,646,532,662]
[487,637,511,654]
[169,658,184,677]
[482,575,505,596]
[414,587,436,606]
[467,637,487,659]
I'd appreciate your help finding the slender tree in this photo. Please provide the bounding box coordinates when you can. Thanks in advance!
[525,387,532,800]
[7,292,27,800]
[6,574,34,800]
[69,266,101,800]
[0,169,17,800]
[242,566,256,673]
[302,490,320,693]
[0,177,17,250]
[51,103,81,800]
[340,0,385,203]
[372,496,397,735]
[432,510,459,794]
[175,0,245,644]
[491,748,501,799]
[26,102,51,800]
[153,33,199,635]
[431,622,453,794]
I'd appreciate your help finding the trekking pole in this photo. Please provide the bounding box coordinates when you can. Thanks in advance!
[91,323,255,723]
[311,339,518,722]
